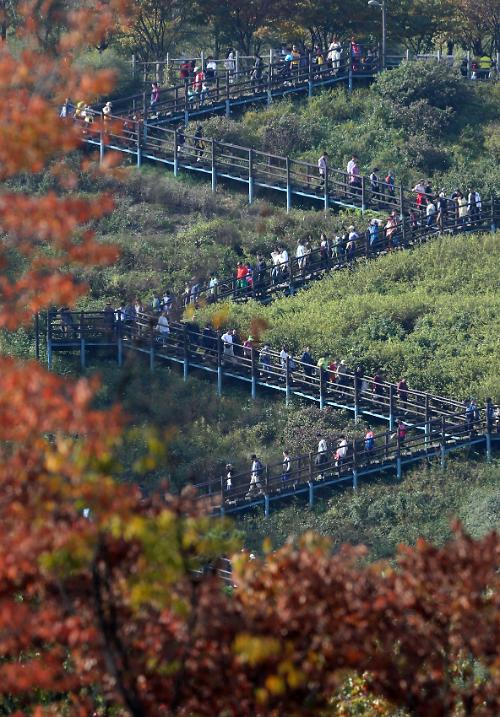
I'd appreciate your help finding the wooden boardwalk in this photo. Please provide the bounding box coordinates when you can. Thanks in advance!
[104,50,379,125]
[42,311,498,515]
[143,202,499,316]
[103,49,497,128]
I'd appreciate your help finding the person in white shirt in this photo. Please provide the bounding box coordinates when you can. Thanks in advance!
[426,200,436,227]
[346,155,361,187]
[248,454,263,494]
[221,330,234,357]
[156,311,170,342]
[318,152,328,187]
[412,180,426,194]
[102,101,112,120]
[207,274,218,302]
[335,435,348,468]
[280,246,289,268]
[317,436,328,454]
[296,240,306,270]
[271,249,282,283]
[279,346,289,370]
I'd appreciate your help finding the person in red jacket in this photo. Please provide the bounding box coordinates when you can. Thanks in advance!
[235,261,249,289]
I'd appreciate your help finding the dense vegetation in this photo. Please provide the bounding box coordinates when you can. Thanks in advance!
[197,63,500,194]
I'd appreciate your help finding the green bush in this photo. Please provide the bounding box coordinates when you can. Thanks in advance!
[75,48,140,99]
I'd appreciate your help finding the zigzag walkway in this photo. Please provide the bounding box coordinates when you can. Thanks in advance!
[43,312,499,516]
[153,202,499,316]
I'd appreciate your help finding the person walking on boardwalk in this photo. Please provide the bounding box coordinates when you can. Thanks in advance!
[225,464,233,492]
[259,342,272,375]
[318,151,328,188]
[315,434,328,479]
[247,454,264,496]
[300,346,315,377]
[372,369,384,396]
[365,427,375,457]
[221,328,234,360]
[150,82,160,107]
[397,377,409,405]
[346,155,361,189]
[281,450,291,483]
[194,125,205,162]
[334,435,348,469]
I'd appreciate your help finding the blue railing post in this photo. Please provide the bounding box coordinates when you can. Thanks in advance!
[99,121,104,165]
[285,356,291,406]
[308,480,314,507]
[361,175,366,214]
[264,493,270,518]
[136,125,142,168]
[389,384,395,430]
[319,367,325,410]
[211,140,217,193]
[149,330,155,372]
[267,62,273,106]
[47,310,53,370]
[308,52,313,97]
[248,148,254,204]
[184,79,189,126]
[173,129,179,177]
[491,195,496,233]
[440,416,446,469]
[485,400,492,462]
[225,70,231,118]
[216,330,223,395]
[352,439,358,489]
[354,374,360,421]
[348,63,353,92]
[396,432,402,479]
[251,346,257,399]
[324,167,329,214]
[79,311,86,370]
[183,324,189,381]
[424,394,430,447]
[286,157,292,212]
[117,314,123,366]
